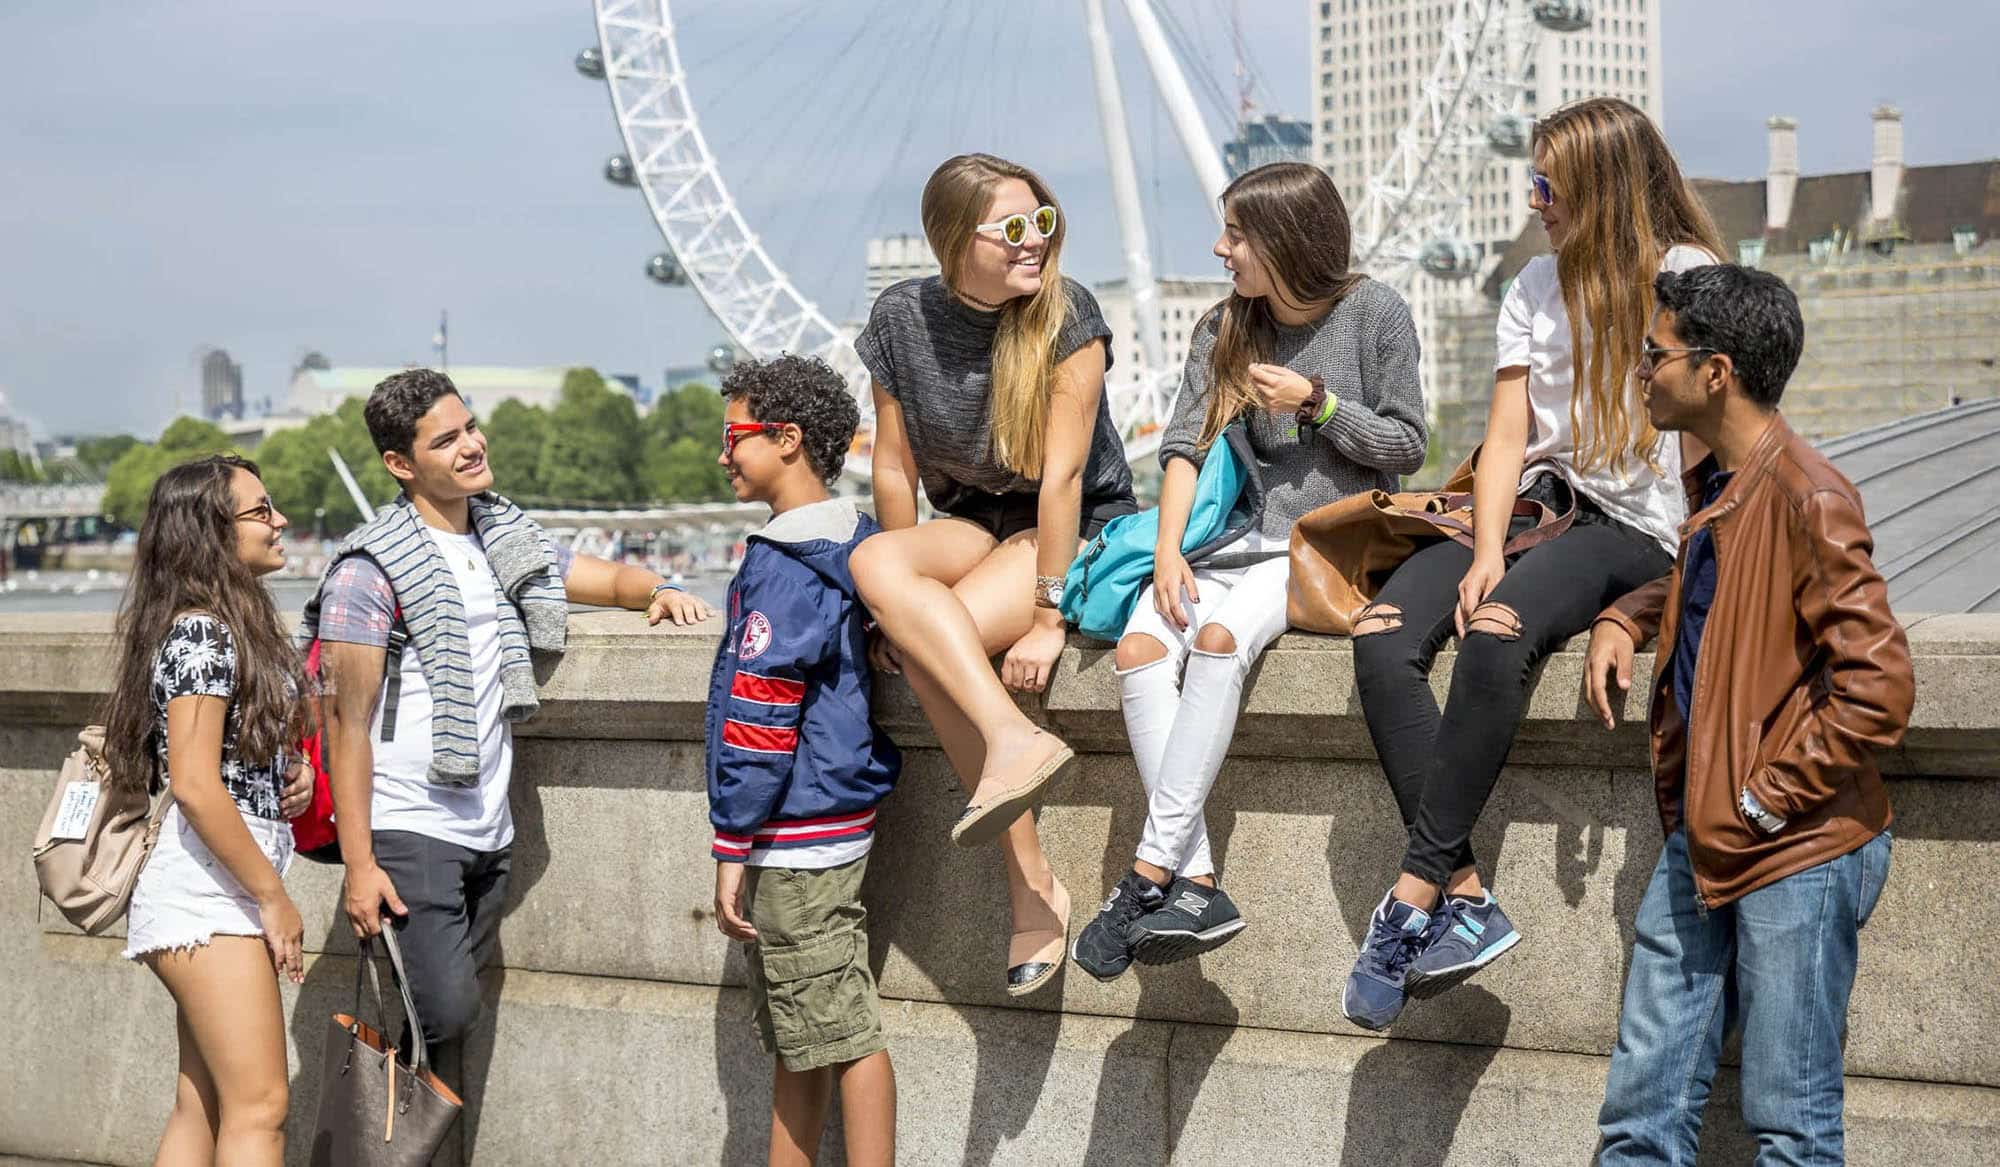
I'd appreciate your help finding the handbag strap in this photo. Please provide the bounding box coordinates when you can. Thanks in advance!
[353,928,431,1076]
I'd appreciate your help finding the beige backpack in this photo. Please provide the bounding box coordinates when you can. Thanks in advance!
[31,726,169,935]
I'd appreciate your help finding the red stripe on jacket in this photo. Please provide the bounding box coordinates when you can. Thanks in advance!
[722,719,798,754]
[730,671,805,706]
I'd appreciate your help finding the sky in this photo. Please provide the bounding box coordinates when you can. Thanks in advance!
[3,0,1995,439]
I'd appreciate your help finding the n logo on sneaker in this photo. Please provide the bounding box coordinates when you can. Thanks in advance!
[1172,891,1209,915]
[1452,913,1487,947]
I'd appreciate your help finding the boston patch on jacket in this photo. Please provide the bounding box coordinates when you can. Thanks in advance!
[705,499,901,868]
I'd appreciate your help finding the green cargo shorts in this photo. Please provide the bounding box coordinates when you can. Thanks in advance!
[744,856,886,1072]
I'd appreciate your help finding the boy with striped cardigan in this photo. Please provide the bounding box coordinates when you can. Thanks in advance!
[306,369,710,1082]
[705,355,900,1166]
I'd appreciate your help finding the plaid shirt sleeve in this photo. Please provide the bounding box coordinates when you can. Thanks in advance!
[316,557,396,648]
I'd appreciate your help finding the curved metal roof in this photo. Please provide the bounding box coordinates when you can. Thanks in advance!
[1823,398,2000,613]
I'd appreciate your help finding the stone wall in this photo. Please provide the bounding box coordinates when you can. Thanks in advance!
[4,612,1996,1165]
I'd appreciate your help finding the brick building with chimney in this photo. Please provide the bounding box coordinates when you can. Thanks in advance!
[1419,106,2000,478]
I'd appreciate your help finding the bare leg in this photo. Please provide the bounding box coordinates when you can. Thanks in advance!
[837,1051,896,1167]
[769,1062,832,1167]
[153,1008,220,1166]
[145,936,289,1167]
[852,524,1067,798]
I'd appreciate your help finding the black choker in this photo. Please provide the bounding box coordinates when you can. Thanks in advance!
[953,288,1006,312]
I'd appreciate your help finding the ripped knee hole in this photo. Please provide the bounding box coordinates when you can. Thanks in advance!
[1353,602,1403,637]
[1465,601,1522,641]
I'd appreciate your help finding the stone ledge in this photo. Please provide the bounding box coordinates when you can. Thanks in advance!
[8,935,1996,1166]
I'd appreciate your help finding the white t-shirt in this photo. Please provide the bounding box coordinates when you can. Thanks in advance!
[367,529,516,850]
[1496,244,1718,553]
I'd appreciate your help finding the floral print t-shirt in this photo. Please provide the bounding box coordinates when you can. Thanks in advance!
[150,614,288,821]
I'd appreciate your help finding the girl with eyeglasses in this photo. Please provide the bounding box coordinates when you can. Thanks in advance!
[105,454,311,1166]
[1071,162,1427,980]
[1340,97,1726,1031]
[850,153,1138,996]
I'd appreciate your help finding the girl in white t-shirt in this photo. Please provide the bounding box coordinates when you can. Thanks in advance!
[1341,98,1727,1030]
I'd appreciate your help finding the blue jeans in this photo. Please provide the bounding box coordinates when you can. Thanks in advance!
[1597,828,1892,1166]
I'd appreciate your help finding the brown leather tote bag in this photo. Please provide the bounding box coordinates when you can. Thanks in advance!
[1286,453,1575,634]
[310,928,463,1166]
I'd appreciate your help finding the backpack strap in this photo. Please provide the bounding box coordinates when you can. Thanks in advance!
[377,605,408,744]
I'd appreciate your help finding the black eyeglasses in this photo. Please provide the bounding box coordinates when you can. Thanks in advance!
[234,499,278,527]
[1637,341,1715,376]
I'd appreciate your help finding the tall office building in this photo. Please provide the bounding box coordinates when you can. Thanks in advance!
[1308,0,1663,408]
[863,234,940,304]
[1225,114,1315,178]
[200,348,244,420]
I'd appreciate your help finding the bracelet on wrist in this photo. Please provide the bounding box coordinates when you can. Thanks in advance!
[651,580,685,596]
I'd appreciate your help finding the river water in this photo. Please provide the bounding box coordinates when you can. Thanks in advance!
[0,570,733,615]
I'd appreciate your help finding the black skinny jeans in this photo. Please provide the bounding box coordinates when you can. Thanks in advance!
[1353,500,1672,887]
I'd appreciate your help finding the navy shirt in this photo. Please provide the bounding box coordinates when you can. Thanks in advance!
[1672,463,1734,733]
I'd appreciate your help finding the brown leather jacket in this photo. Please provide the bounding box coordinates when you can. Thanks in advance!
[1597,414,1913,908]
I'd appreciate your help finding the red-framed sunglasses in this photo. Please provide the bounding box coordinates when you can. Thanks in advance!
[722,421,789,457]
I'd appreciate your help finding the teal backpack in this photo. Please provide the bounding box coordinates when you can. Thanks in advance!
[1061,425,1272,641]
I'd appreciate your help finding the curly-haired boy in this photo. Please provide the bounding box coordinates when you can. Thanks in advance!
[704,354,900,1165]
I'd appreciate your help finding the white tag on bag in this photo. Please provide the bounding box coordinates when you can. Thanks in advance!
[50,781,101,841]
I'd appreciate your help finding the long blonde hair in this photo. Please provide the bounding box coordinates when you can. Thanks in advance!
[1199,162,1364,448]
[922,153,1072,478]
[1534,98,1725,474]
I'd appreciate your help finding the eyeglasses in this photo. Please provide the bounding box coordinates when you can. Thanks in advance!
[975,204,1058,247]
[1529,171,1555,206]
[1637,342,1715,376]
[722,422,788,458]
[234,498,279,527]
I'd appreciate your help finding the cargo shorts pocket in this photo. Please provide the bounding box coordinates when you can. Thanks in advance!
[758,930,876,1054]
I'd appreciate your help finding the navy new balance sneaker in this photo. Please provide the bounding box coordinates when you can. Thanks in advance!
[1341,892,1435,1031]
[1405,891,1520,999]
[1070,871,1168,982]
[1130,877,1246,966]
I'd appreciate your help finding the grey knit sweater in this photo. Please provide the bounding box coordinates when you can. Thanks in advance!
[1158,277,1428,541]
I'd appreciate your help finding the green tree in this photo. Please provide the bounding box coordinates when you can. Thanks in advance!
[73,434,139,475]
[101,417,236,528]
[641,382,730,502]
[0,450,43,483]
[255,397,396,535]
[536,368,643,503]
[482,399,550,500]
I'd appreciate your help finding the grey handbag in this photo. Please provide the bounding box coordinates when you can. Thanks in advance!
[310,928,463,1166]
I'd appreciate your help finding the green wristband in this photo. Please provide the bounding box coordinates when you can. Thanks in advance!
[1313,390,1338,426]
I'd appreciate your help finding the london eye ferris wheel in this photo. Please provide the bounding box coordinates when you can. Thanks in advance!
[577,0,1597,471]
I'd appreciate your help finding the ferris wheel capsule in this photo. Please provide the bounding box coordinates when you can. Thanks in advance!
[706,344,738,377]
[646,253,687,286]
[1486,114,1532,158]
[1531,0,1594,33]
[1418,238,1481,280]
[575,47,606,79]
[603,154,637,187]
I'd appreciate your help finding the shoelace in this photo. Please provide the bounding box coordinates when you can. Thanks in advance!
[1362,912,1431,977]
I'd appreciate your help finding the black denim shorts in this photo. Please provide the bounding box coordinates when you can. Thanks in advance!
[937,490,1139,543]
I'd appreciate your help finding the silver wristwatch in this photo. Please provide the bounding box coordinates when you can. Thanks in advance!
[1739,787,1788,835]
[1034,574,1064,610]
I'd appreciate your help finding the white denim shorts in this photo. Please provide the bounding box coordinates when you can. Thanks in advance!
[123,801,295,960]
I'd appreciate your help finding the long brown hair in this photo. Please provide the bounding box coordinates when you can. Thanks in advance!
[102,454,303,792]
[922,153,1072,478]
[1200,162,1365,447]
[1534,98,1726,473]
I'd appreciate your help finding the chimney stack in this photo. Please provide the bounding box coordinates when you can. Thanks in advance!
[1766,116,1799,233]
[1871,105,1904,225]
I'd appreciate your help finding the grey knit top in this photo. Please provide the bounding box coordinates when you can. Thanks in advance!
[1158,277,1428,541]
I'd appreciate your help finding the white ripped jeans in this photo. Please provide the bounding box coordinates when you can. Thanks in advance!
[1116,532,1291,879]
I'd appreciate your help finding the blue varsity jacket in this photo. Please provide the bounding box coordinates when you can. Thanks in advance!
[704,498,901,862]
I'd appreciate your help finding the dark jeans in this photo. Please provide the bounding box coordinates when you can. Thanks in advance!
[1353,511,1672,886]
[372,829,512,1054]
[1597,829,1892,1165]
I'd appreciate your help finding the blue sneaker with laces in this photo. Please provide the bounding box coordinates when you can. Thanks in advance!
[1405,891,1520,999]
[1341,892,1435,1031]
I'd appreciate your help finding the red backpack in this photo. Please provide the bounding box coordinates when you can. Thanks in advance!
[292,606,408,863]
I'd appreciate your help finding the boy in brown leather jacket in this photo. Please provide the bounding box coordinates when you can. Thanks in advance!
[1585,264,1913,1163]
